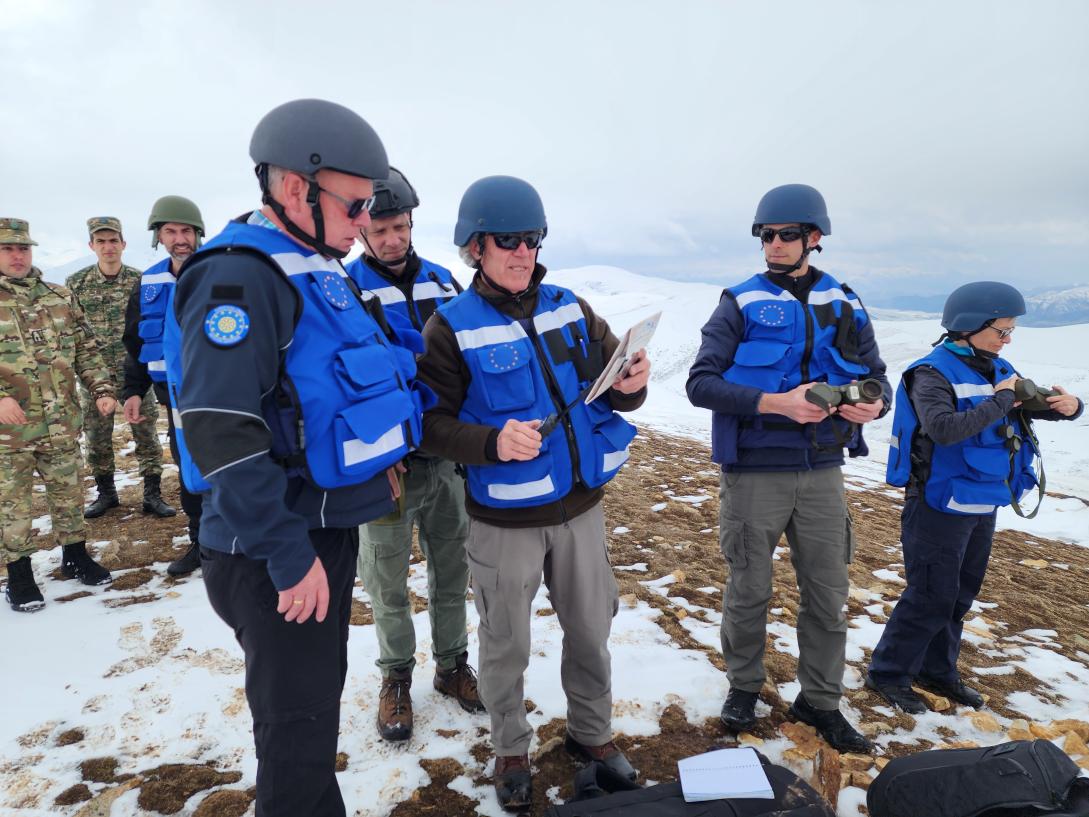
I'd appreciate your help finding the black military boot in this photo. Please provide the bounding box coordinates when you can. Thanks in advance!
[5,556,46,613]
[142,474,177,518]
[83,474,119,518]
[166,537,201,577]
[60,541,113,586]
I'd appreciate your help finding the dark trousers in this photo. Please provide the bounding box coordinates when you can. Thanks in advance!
[165,406,203,543]
[201,527,359,817]
[868,496,995,687]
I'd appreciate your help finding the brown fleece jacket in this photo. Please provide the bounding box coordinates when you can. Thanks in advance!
[416,264,646,527]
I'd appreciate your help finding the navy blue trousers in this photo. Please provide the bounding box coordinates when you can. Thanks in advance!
[868,495,995,687]
[201,528,358,817]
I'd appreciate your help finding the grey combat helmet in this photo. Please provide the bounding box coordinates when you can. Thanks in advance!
[249,99,389,259]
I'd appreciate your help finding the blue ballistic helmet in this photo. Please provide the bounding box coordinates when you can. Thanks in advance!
[752,184,831,236]
[454,176,548,246]
[941,281,1027,332]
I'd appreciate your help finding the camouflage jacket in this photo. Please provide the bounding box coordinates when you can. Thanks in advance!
[0,267,114,451]
[66,262,143,378]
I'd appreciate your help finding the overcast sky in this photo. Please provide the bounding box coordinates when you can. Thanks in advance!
[3,0,1087,305]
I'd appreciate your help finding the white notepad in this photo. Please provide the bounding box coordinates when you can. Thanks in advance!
[677,747,775,802]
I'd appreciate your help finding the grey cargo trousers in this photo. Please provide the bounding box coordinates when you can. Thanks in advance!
[466,503,619,756]
[719,467,854,709]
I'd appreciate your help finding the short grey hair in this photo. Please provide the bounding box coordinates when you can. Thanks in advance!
[458,234,482,270]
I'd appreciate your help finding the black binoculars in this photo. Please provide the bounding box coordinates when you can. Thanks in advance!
[1013,379,1059,413]
[805,378,884,411]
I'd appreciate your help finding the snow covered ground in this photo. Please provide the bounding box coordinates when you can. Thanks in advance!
[3,264,1087,816]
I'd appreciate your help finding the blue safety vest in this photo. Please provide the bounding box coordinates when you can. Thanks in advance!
[439,284,636,508]
[164,220,432,493]
[345,255,460,331]
[886,345,1037,516]
[137,258,175,383]
[716,271,873,462]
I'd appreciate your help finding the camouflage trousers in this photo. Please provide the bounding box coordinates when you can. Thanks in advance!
[81,388,162,477]
[0,440,85,563]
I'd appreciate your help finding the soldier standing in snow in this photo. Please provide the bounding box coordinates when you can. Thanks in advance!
[867,282,1082,713]
[344,168,483,742]
[66,217,174,519]
[1,218,116,613]
[120,197,205,575]
[416,175,651,811]
[686,184,888,753]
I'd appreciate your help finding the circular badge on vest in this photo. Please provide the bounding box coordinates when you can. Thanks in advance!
[318,271,353,310]
[142,283,162,302]
[755,302,787,327]
[204,305,250,347]
[487,343,522,371]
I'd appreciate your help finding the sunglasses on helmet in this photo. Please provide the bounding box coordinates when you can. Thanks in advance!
[491,230,545,251]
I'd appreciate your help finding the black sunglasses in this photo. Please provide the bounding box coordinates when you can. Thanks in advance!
[759,226,806,244]
[492,230,545,251]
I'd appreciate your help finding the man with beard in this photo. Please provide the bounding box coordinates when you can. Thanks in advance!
[121,196,204,575]
[344,167,481,742]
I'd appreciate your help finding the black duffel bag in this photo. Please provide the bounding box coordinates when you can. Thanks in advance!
[543,752,835,817]
[867,739,1089,817]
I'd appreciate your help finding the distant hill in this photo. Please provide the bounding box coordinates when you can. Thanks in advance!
[1023,286,1089,327]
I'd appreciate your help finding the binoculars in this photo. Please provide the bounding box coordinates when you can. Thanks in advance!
[805,378,884,411]
[1013,379,1059,413]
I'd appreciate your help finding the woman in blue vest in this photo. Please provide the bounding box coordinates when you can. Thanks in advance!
[867,282,1082,714]
[415,175,651,812]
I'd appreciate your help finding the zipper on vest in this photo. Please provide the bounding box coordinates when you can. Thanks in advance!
[801,305,815,383]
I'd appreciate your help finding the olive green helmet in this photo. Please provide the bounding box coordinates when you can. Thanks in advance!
[147,195,205,248]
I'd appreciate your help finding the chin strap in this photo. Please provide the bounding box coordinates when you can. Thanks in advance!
[256,164,349,260]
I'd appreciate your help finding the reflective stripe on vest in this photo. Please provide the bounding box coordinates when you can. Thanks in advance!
[438,283,635,508]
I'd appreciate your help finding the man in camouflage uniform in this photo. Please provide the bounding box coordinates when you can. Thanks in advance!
[66,217,174,518]
[1,218,117,613]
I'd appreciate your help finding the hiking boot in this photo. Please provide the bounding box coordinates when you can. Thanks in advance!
[142,474,177,518]
[719,687,759,731]
[564,733,638,781]
[865,671,927,714]
[494,754,532,812]
[60,542,113,586]
[916,674,984,709]
[434,652,486,713]
[166,541,201,577]
[5,557,45,613]
[788,694,873,753]
[377,669,413,742]
[83,474,119,518]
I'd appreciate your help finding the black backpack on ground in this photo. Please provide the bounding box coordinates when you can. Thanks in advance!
[867,739,1089,817]
[543,752,835,817]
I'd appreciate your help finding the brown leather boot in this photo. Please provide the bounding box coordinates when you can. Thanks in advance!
[494,754,532,812]
[377,669,413,742]
[434,651,486,713]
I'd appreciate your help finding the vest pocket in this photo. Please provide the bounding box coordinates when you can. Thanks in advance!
[723,341,792,393]
[335,346,402,399]
[472,450,559,506]
[589,414,637,484]
[137,317,164,345]
[819,346,870,380]
[962,446,1010,480]
[474,344,535,413]
[334,390,415,477]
